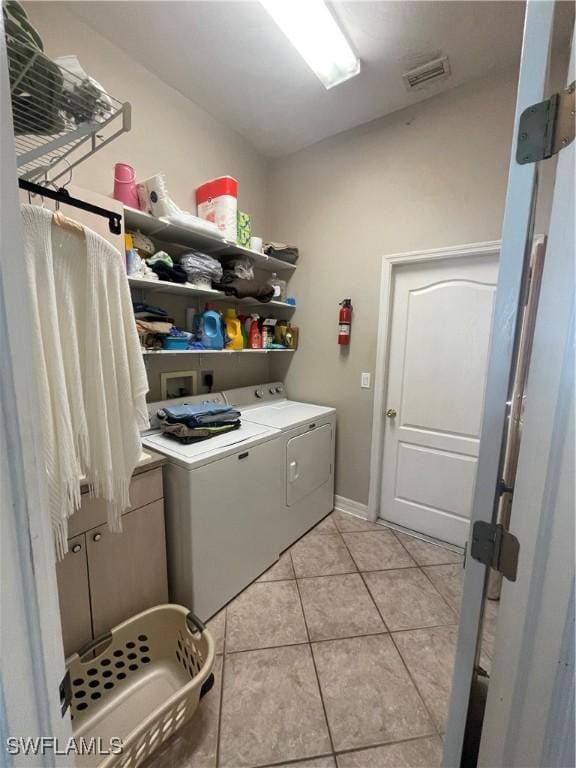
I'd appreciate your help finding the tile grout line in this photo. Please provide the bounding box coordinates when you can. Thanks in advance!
[215,607,227,768]
[333,732,444,759]
[418,564,462,616]
[290,546,339,762]
[337,527,442,741]
[254,730,443,768]
[378,526,462,617]
[217,513,455,764]
[355,565,443,739]
[344,518,445,733]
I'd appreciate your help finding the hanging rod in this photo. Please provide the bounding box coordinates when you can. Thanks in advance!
[19,179,123,235]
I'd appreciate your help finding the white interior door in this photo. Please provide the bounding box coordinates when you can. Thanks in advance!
[380,252,498,546]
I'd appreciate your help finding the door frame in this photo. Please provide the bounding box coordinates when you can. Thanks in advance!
[367,239,501,525]
[443,2,561,764]
[477,27,574,768]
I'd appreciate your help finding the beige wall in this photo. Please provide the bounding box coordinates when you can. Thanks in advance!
[22,5,567,504]
[25,2,274,399]
[269,67,525,505]
[25,3,269,231]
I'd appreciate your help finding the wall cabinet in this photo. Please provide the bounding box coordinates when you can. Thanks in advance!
[56,467,168,657]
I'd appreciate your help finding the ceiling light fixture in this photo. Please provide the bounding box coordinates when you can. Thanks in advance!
[260,0,360,89]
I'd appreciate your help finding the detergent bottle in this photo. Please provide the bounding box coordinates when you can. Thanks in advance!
[200,304,224,350]
[225,308,243,350]
[248,315,262,349]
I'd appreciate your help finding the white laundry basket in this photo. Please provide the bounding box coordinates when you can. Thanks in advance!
[66,604,215,768]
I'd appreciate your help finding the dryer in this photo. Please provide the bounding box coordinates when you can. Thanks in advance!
[224,383,336,552]
[142,392,282,621]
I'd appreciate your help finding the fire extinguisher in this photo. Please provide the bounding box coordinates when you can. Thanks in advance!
[338,299,353,345]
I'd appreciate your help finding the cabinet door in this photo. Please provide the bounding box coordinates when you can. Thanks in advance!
[87,501,168,637]
[56,534,92,657]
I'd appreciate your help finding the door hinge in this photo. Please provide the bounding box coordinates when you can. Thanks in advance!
[470,521,519,582]
[517,81,575,164]
[59,668,72,717]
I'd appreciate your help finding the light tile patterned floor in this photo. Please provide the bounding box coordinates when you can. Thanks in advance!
[144,512,494,768]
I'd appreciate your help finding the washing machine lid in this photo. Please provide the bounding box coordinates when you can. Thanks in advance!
[241,400,335,430]
[142,421,279,469]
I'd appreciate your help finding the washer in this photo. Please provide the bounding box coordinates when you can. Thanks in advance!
[142,392,282,621]
[224,382,336,552]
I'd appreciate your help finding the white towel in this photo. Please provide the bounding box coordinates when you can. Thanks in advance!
[21,205,149,559]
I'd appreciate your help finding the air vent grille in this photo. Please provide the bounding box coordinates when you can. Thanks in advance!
[403,56,451,91]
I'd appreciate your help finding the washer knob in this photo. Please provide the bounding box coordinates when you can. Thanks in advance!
[275,386,283,394]
[255,389,264,399]
[269,387,276,394]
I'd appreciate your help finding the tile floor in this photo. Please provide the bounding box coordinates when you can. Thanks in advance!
[145,511,497,768]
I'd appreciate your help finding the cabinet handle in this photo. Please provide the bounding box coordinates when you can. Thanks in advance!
[71,544,82,554]
[92,533,102,542]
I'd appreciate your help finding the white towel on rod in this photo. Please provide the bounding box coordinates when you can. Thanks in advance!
[21,204,149,559]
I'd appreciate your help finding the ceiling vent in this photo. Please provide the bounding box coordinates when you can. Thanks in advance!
[402,56,451,91]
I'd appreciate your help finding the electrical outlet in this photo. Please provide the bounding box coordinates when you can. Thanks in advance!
[202,371,214,392]
[361,372,371,389]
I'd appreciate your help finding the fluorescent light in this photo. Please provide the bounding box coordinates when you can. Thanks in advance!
[261,0,360,89]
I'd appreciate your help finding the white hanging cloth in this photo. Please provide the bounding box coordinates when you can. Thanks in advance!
[21,204,149,559]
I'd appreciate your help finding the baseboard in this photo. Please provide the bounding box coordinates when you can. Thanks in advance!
[334,495,369,519]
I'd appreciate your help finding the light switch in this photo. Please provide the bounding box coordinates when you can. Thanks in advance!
[361,372,371,389]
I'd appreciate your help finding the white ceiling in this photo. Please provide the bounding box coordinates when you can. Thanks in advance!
[64,1,561,157]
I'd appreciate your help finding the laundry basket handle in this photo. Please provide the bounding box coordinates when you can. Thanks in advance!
[77,631,113,661]
[185,612,206,635]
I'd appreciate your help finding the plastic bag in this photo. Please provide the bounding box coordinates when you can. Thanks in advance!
[179,251,223,282]
[222,257,254,280]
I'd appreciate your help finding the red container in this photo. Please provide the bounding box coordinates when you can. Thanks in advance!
[195,176,239,241]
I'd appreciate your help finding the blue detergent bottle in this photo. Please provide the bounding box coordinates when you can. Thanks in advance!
[200,304,225,350]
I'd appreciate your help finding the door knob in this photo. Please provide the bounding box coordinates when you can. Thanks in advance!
[386,408,397,418]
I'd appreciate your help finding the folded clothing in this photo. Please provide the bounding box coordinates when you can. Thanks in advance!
[150,262,188,283]
[264,242,299,265]
[136,319,173,335]
[136,314,175,324]
[160,420,241,443]
[212,274,274,302]
[133,302,169,318]
[147,250,173,267]
[221,256,254,280]
[157,402,241,428]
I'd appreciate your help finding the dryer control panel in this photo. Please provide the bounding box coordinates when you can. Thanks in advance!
[223,382,286,407]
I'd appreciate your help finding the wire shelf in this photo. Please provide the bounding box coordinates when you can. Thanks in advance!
[6,33,130,183]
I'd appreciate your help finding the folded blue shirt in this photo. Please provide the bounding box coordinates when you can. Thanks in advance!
[157,403,240,427]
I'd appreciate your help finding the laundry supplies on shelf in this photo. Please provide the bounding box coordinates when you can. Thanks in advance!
[237,210,252,247]
[248,316,263,349]
[137,172,222,236]
[200,304,225,350]
[196,175,238,241]
[225,308,244,350]
[268,272,287,301]
[113,162,139,208]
